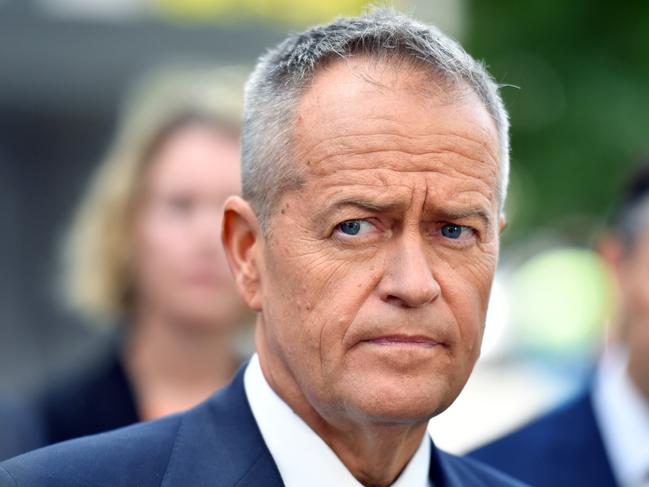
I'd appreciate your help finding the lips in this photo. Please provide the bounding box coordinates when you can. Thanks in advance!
[362,335,440,348]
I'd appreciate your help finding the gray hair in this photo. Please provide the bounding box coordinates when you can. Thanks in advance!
[242,8,510,231]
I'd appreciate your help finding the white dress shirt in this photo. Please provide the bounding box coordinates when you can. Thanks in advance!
[243,353,433,487]
[592,347,649,487]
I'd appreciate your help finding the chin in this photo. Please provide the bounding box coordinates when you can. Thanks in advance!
[334,348,471,419]
[170,307,224,331]
[339,374,461,423]
[174,293,235,320]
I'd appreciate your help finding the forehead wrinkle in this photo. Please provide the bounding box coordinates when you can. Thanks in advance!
[304,157,497,201]
[307,167,496,198]
[438,131,499,168]
[443,159,498,188]
[298,130,496,169]
[315,179,412,205]
[297,141,498,191]
[306,171,495,228]
[445,188,497,210]
[296,131,430,164]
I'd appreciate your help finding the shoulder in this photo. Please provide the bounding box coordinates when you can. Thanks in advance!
[0,413,182,487]
[0,365,278,487]
[438,450,529,486]
[33,350,138,444]
[467,389,616,486]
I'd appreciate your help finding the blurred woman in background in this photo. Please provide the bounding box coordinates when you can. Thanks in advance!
[35,65,250,444]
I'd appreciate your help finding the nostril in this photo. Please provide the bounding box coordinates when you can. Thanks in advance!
[383,294,403,306]
[383,288,438,308]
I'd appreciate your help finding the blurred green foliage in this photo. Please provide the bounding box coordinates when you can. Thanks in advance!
[466,1,649,243]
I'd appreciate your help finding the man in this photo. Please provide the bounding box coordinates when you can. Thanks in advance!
[0,9,522,486]
[470,163,649,487]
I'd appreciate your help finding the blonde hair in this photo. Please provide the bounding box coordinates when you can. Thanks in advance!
[60,65,246,324]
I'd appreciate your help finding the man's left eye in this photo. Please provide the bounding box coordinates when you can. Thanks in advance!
[336,219,373,236]
[441,224,470,239]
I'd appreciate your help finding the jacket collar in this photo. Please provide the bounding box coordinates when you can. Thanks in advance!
[161,363,283,486]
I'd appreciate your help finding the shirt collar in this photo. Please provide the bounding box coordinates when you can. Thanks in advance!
[243,353,432,487]
[592,346,649,487]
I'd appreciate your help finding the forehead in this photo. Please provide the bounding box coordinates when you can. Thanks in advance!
[146,125,240,192]
[290,57,500,206]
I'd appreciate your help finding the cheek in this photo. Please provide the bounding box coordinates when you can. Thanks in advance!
[435,249,497,355]
[262,239,380,362]
[132,222,187,289]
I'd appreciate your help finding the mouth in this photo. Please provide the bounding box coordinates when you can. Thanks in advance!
[361,335,441,348]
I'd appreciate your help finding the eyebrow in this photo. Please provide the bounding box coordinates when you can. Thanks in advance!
[321,198,493,230]
[436,206,493,232]
[328,197,404,214]
[314,197,402,226]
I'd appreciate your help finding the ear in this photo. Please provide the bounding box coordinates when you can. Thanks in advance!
[221,196,263,311]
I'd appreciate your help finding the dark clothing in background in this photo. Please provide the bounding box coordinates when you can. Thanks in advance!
[468,389,617,487]
[33,350,139,446]
[0,364,528,487]
[0,398,43,461]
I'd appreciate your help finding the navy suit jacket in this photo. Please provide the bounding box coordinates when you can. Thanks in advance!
[469,388,617,487]
[1,365,526,486]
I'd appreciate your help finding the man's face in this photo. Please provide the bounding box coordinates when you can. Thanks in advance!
[253,59,502,424]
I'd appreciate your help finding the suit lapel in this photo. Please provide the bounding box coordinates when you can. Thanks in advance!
[433,441,490,487]
[160,365,283,486]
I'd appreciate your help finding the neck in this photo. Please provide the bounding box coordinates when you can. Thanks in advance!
[257,345,428,486]
[319,419,428,487]
[124,306,238,420]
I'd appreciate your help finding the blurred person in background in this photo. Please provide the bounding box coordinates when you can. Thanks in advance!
[31,65,251,447]
[470,161,649,487]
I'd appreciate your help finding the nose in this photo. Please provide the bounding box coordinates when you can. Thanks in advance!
[377,231,440,308]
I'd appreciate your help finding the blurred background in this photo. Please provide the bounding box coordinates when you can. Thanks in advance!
[1,0,649,454]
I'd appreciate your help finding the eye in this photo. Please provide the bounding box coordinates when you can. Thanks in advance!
[441,223,471,240]
[335,219,373,236]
